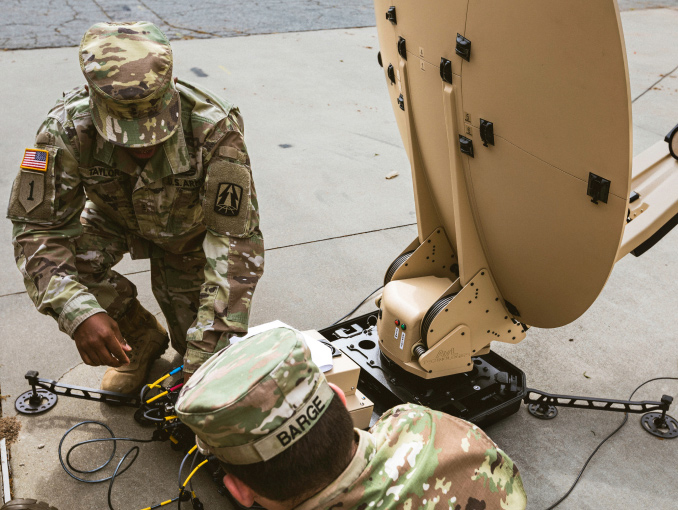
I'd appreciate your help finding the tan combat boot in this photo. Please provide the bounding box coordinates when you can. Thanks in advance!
[100,300,170,394]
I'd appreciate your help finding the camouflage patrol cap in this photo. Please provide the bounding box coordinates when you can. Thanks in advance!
[79,21,181,147]
[176,327,335,465]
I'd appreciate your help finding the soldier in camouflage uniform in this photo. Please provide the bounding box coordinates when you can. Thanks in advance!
[7,21,264,392]
[177,327,527,509]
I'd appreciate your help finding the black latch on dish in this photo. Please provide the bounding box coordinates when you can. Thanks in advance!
[387,64,395,84]
[398,37,407,59]
[440,58,453,84]
[459,135,474,157]
[397,94,405,111]
[378,51,383,68]
[629,191,640,204]
[480,119,494,147]
[504,300,520,317]
[455,34,471,61]
[386,6,397,24]
[587,173,611,204]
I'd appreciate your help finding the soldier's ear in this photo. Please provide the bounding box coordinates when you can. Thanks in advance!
[328,382,347,408]
[223,473,255,507]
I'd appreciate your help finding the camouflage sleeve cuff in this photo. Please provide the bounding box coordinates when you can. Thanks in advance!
[58,292,107,337]
[183,346,218,374]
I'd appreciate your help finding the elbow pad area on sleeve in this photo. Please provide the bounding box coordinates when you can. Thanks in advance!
[7,145,59,222]
[203,158,252,237]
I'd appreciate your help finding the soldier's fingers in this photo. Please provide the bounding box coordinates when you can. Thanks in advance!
[105,330,130,365]
[77,346,96,366]
[96,339,124,368]
[83,344,105,367]
[83,334,119,367]
[110,321,132,358]
[101,332,129,366]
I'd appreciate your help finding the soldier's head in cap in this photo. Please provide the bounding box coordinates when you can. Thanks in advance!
[176,327,357,509]
[79,21,180,160]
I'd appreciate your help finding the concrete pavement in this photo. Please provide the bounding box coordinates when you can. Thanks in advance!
[1,0,675,50]
[1,6,678,510]
[1,0,376,50]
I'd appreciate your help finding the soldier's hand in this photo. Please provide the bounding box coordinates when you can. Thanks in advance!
[73,313,132,367]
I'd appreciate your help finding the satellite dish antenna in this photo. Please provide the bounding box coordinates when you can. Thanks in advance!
[371,0,678,378]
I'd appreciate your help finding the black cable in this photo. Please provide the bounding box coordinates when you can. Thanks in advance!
[178,448,195,488]
[142,407,167,423]
[107,446,140,510]
[543,377,678,509]
[178,449,205,510]
[331,285,383,326]
[58,420,155,510]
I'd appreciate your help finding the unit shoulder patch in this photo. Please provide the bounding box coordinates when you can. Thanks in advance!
[214,182,243,217]
[8,146,58,221]
[203,158,251,236]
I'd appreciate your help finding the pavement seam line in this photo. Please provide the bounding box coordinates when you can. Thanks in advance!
[267,223,418,251]
[56,361,85,383]
[136,0,221,37]
[632,62,678,103]
[91,0,114,21]
[0,290,29,299]
[0,223,418,296]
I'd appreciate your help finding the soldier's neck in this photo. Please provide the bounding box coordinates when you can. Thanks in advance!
[256,435,360,510]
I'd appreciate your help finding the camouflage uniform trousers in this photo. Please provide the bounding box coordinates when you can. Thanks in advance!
[76,201,202,355]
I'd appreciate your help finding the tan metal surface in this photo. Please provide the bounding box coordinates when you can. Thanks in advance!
[393,1,467,76]
[375,0,633,328]
[418,325,472,376]
[324,352,361,397]
[379,268,525,378]
[461,0,632,326]
[442,84,492,286]
[465,130,628,326]
[374,1,678,378]
[617,141,678,260]
[293,332,373,426]
[426,269,525,352]
[390,227,458,283]
[378,276,455,365]
[346,389,374,430]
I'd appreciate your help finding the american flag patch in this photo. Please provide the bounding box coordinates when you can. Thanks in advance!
[21,148,49,172]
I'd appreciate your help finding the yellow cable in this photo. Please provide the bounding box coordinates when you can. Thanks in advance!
[159,500,172,506]
[188,444,197,455]
[146,390,168,404]
[182,459,208,487]
[148,373,170,388]
[164,415,177,421]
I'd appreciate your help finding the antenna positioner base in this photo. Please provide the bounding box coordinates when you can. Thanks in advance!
[640,412,678,439]
[527,403,558,420]
[15,388,58,414]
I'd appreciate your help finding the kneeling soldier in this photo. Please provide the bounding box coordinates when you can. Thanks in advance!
[176,327,527,509]
[7,21,264,392]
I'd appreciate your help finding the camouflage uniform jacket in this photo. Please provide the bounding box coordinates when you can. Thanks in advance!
[8,79,264,373]
[296,404,527,510]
